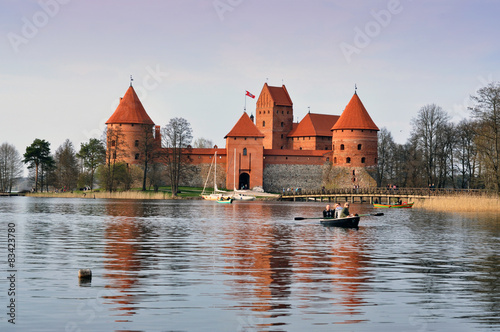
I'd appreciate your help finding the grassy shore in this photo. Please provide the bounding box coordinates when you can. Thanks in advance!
[414,195,500,212]
[26,186,206,200]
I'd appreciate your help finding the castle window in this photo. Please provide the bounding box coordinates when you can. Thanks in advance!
[135,140,139,147]
[361,157,366,163]
[353,170,356,176]
[131,124,134,127]
[259,111,261,114]
[281,146,284,149]
[287,111,289,114]
[358,144,362,150]
[281,122,284,127]
[135,153,139,160]
[334,157,337,163]
[268,111,270,114]
[300,147,302,150]
[326,157,329,161]
[276,110,278,114]
[263,121,266,127]
[346,157,351,163]
[340,144,345,150]
[281,134,283,138]
[282,111,283,114]
[243,148,247,156]
[111,140,116,147]
[325,146,328,150]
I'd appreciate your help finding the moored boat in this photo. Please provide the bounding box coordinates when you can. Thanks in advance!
[216,197,233,204]
[373,202,414,208]
[231,193,256,201]
[320,216,360,228]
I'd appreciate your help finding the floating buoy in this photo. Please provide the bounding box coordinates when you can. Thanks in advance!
[78,269,92,279]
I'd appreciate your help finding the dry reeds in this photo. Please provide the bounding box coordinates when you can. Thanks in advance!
[415,194,500,212]
[27,191,173,200]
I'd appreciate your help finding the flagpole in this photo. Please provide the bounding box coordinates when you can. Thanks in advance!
[244,91,246,113]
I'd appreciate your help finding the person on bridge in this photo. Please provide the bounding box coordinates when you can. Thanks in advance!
[323,205,334,218]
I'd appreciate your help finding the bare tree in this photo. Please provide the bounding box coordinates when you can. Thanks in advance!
[0,143,24,193]
[161,117,193,196]
[137,125,159,191]
[470,82,500,192]
[193,137,214,148]
[376,127,394,186]
[410,104,450,187]
[102,126,128,192]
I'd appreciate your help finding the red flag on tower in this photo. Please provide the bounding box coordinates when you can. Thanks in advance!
[245,91,255,98]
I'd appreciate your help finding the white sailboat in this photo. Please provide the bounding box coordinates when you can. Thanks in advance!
[201,151,230,201]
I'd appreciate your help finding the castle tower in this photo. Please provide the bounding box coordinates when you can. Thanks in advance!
[255,83,293,149]
[225,112,265,190]
[105,85,159,165]
[331,92,379,167]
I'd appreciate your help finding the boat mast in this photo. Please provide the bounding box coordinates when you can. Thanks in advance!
[233,148,236,191]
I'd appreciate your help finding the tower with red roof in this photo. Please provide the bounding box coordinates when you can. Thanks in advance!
[225,112,265,190]
[331,91,379,167]
[105,85,160,166]
[255,83,293,150]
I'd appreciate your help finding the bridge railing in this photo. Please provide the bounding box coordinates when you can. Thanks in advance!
[281,187,493,197]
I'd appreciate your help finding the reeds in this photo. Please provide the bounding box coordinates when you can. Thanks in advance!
[415,195,500,212]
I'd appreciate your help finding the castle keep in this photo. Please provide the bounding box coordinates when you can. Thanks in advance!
[106,83,379,192]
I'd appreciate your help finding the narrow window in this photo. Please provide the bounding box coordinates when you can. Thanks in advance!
[135,140,139,147]
[243,148,247,156]
[358,144,362,150]
[111,140,116,147]
[340,144,345,150]
[361,157,366,163]
[346,157,351,163]
[135,153,140,160]
[334,157,337,163]
[281,122,284,127]
[263,121,266,127]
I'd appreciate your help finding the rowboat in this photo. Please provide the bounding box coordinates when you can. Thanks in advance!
[216,197,233,204]
[373,202,414,208]
[320,216,360,228]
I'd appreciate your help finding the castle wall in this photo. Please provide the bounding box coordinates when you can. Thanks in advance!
[263,164,324,192]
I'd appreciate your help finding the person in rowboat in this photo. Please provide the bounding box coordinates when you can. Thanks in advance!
[323,204,334,218]
[334,203,343,218]
[339,202,352,218]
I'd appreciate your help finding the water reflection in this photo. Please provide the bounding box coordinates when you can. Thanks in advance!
[4,198,500,331]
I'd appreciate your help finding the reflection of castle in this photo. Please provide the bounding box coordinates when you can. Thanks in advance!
[106,83,379,191]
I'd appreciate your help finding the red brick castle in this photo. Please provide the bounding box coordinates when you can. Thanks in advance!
[106,83,379,192]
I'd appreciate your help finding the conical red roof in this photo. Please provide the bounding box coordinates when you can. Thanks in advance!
[331,93,379,131]
[106,86,154,125]
[225,112,265,138]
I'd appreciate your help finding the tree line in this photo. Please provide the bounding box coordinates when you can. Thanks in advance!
[0,117,211,196]
[376,82,500,192]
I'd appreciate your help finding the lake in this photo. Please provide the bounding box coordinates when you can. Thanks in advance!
[1,197,500,331]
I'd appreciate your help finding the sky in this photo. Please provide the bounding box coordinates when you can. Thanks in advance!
[1,0,500,165]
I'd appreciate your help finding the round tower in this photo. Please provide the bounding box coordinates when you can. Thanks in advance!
[331,92,379,168]
[105,85,157,165]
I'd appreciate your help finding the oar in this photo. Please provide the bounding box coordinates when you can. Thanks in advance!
[294,212,383,220]
[358,213,384,217]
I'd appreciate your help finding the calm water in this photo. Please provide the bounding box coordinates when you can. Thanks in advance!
[1,197,500,331]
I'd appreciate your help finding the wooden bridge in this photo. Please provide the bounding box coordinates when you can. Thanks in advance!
[280,187,491,204]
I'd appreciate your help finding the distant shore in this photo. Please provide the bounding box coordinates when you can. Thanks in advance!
[25,189,280,201]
